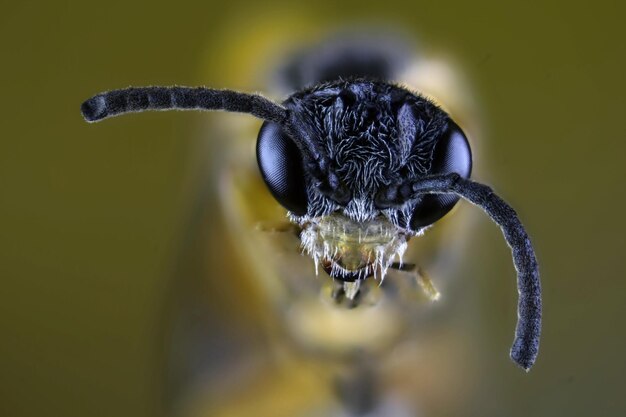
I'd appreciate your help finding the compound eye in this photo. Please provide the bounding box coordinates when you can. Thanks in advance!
[256,121,308,216]
[410,120,472,230]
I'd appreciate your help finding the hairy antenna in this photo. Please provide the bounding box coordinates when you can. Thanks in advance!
[80,86,288,124]
[80,86,344,199]
[396,173,541,370]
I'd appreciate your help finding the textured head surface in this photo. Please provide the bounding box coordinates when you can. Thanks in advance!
[258,79,458,281]
[284,79,450,231]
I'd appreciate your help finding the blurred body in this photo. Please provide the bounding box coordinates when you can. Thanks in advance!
[169,29,482,417]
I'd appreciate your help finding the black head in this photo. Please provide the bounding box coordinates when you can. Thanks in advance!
[256,79,472,234]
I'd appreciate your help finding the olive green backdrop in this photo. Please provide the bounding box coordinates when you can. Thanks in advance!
[1,1,625,416]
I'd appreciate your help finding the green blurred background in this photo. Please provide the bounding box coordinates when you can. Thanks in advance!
[1,1,625,416]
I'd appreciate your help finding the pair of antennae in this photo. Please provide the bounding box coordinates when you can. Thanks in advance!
[80,86,541,370]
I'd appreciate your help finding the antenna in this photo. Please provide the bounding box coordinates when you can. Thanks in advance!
[80,86,288,124]
[406,173,541,370]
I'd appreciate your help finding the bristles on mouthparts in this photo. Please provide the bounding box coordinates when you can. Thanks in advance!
[80,86,288,124]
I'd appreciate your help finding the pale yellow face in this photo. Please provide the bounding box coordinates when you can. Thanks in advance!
[299,213,408,280]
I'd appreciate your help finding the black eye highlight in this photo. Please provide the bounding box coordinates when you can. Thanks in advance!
[409,121,472,230]
[256,121,308,216]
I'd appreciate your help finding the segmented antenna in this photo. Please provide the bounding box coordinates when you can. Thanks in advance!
[406,173,541,370]
[80,86,342,199]
[80,86,288,124]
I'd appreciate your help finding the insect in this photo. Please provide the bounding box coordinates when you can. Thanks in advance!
[81,54,541,371]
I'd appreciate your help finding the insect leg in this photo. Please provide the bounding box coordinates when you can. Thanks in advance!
[254,221,300,234]
[390,263,441,301]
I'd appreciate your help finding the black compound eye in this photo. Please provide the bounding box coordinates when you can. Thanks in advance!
[410,120,472,230]
[256,121,308,216]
